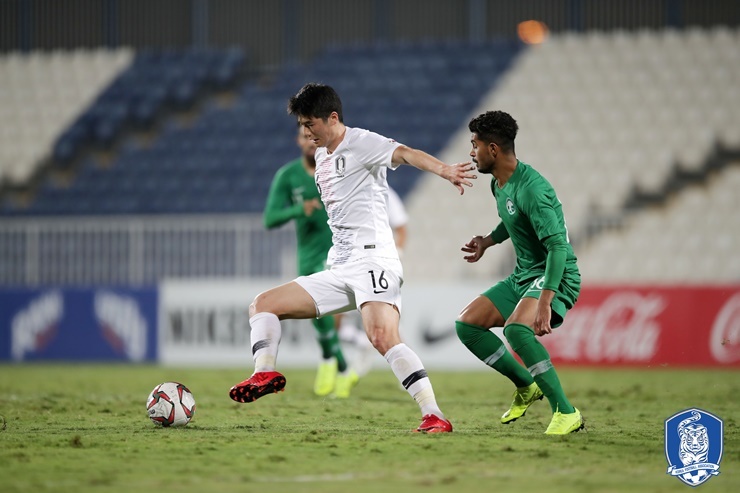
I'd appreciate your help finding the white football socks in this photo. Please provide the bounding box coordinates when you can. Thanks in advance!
[384,343,444,418]
[249,312,282,372]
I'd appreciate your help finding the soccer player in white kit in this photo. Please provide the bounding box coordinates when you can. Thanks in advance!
[229,83,476,433]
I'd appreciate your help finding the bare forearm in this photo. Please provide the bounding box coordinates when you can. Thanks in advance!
[480,234,496,249]
[393,146,447,177]
[539,289,555,306]
[392,145,475,195]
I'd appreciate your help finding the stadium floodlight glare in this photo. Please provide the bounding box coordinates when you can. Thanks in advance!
[518,20,549,44]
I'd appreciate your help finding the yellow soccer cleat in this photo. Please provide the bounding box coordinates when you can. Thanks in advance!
[501,382,544,424]
[544,407,584,435]
[333,369,359,398]
[314,359,338,396]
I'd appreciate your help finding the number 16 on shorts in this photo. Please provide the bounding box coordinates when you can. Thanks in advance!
[369,270,389,294]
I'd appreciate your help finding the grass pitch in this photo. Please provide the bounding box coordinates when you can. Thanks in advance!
[0,365,737,493]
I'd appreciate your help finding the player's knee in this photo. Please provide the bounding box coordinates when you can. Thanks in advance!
[249,292,273,318]
[503,323,534,353]
[367,326,399,355]
[455,320,484,347]
[370,335,393,355]
[248,300,259,318]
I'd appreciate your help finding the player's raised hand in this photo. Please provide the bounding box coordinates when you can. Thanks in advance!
[445,161,477,195]
[461,235,487,263]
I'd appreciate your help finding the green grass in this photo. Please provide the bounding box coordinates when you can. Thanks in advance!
[0,365,737,493]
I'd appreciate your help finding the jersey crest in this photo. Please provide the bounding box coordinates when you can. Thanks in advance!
[505,197,516,215]
[334,155,346,176]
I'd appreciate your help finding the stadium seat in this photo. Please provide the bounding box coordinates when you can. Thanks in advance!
[575,163,740,282]
[4,32,738,284]
[13,41,517,216]
[0,48,133,185]
[403,28,740,282]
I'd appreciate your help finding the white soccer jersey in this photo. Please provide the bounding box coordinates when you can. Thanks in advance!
[314,127,402,265]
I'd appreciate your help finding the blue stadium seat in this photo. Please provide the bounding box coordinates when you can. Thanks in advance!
[21,41,518,215]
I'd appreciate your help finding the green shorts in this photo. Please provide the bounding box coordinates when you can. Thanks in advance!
[482,270,581,328]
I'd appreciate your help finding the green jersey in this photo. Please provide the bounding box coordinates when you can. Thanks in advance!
[263,158,332,275]
[489,160,579,290]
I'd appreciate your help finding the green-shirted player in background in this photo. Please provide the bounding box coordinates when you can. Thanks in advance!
[263,127,358,398]
[456,110,584,435]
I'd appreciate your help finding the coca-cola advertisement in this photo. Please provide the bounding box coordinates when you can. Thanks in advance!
[87,280,740,368]
[544,286,740,367]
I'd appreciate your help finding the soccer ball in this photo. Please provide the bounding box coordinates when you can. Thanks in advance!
[146,382,196,427]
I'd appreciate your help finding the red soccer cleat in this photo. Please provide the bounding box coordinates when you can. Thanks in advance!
[229,371,286,403]
[415,414,453,433]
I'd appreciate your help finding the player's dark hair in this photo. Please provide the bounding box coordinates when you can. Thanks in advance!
[468,111,518,152]
[288,83,343,122]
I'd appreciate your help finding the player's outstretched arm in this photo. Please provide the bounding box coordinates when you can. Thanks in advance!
[461,234,495,263]
[391,145,476,195]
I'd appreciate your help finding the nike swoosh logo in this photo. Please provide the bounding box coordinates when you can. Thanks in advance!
[373,290,387,294]
[421,325,457,344]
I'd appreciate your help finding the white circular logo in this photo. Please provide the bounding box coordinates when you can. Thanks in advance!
[506,198,516,215]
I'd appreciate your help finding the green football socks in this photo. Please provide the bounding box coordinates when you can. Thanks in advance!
[504,322,575,414]
[313,316,348,372]
[456,321,534,388]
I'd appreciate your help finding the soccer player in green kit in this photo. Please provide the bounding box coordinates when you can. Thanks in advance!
[263,128,357,398]
[456,110,584,435]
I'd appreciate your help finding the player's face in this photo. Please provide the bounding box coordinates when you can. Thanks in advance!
[296,128,317,159]
[470,133,494,174]
[298,115,334,148]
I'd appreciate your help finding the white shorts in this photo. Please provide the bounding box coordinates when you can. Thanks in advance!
[294,257,403,317]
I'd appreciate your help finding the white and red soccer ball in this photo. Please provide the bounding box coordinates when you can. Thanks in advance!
[146,382,196,427]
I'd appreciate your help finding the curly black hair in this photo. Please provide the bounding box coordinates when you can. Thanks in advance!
[468,111,518,152]
[288,83,344,122]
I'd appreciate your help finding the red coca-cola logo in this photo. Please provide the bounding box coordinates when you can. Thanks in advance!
[547,291,666,363]
[710,293,740,363]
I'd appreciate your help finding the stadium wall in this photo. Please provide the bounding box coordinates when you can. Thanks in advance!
[2,282,739,368]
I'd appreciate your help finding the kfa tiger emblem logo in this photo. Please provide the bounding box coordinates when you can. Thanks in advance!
[665,408,723,487]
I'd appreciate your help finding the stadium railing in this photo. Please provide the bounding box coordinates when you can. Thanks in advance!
[0,215,296,285]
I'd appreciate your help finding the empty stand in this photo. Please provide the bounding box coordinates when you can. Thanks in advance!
[403,27,740,282]
[578,164,740,282]
[51,47,245,164]
[0,48,133,186]
[3,30,738,284]
[3,40,518,216]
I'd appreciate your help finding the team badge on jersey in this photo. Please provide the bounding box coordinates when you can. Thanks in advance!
[334,155,346,176]
[665,408,723,487]
[505,197,516,215]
